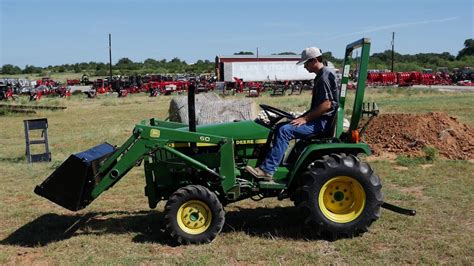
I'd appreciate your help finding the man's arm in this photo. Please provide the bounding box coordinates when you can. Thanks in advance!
[290,100,332,126]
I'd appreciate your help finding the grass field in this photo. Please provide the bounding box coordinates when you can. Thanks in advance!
[1,89,473,264]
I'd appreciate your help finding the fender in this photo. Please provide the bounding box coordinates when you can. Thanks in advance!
[287,142,371,186]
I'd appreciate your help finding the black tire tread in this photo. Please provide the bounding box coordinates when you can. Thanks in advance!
[298,153,383,240]
[164,185,225,245]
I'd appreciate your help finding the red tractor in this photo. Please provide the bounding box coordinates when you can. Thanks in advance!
[0,85,14,101]
[245,81,262,97]
[233,77,245,93]
[67,79,81,86]
[29,89,43,101]
[93,79,110,94]
[56,86,72,98]
[36,77,57,88]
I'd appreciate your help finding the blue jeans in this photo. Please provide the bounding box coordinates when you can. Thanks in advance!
[260,119,327,175]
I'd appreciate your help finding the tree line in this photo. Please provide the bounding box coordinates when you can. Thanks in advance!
[1,39,472,76]
[0,57,215,76]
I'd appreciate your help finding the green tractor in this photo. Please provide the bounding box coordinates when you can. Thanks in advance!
[35,38,414,244]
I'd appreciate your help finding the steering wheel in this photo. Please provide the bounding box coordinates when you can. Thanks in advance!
[259,104,295,127]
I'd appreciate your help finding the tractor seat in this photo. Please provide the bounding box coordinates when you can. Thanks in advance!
[283,115,338,165]
[302,115,337,141]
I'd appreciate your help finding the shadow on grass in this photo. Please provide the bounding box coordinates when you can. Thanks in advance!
[1,206,317,247]
[0,155,26,163]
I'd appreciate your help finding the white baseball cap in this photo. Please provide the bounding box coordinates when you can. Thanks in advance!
[296,47,322,65]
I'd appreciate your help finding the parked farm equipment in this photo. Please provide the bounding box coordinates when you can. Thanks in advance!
[67,79,81,86]
[367,70,456,87]
[29,88,43,101]
[452,67,473,85]
[0,85,15,101]
[35,77,58,88]
[35,39,415,245]
[92,79,110,94]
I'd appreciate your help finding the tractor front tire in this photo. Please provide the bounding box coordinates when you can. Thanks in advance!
[164,185,225,245]
[298,153,383,239]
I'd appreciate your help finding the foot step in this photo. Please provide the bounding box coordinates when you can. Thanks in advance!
[258,181,286,189]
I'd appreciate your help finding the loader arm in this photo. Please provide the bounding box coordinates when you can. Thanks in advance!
[35,121,237,211]
[90,123,237,200]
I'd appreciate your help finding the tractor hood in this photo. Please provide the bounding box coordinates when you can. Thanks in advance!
[176,120,269,141]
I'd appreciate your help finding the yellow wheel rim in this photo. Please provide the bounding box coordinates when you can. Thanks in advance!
[318,176,366,223]
[177,200,212,235]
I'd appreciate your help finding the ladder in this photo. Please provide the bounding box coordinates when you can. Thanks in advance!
[24,118,51,163]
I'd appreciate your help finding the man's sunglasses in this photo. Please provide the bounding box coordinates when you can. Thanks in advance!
[304,58,315,67]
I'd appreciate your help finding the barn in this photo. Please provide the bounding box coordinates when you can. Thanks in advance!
[215,55,316,82]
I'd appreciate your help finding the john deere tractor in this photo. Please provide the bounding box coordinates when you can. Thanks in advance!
[35,38,414,244]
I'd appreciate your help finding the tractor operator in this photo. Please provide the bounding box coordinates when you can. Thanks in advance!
[246,47,339,181]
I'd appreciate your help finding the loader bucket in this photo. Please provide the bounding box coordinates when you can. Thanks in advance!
[34,143,115,211]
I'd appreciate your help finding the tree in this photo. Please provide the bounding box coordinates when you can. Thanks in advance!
[457,39,474,59]
[144,58,159,68]
[23,65,42,74]
[116,58,140,71]
[322,51,343,66]
[116,58,134,68]
[95,63,106,71]
[1,64,22,74]
[117,58,133,64]
[276,52,296,55]
[73,64,81,73]
[95,69,109,76]
[170,57,183,64]
[234,51,254,55]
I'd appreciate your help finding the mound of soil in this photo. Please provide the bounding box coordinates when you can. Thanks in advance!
[364,112,474,160]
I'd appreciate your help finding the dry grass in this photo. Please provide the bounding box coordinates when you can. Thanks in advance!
[0,89,473,264]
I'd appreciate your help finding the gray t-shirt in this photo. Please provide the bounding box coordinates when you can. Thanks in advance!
[309,67,339,121]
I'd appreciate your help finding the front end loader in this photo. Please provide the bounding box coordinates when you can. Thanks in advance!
[35,38,415,244]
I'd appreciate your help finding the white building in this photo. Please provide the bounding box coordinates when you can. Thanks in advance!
[215,55,316,82]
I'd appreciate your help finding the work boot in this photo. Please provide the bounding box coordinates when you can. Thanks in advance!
[245,166,273,181]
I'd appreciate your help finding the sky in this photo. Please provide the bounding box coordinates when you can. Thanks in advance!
[1,0,473,67]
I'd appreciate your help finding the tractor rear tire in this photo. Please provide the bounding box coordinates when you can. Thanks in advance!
[164,185,225,245]
[298,153,383,239]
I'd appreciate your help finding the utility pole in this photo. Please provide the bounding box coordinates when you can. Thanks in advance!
[256,47,259,61]
[391,32,395,73]
[109,34,113,83]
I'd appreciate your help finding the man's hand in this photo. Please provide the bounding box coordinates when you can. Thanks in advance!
[290,116,307,126]
[295,100,331,126]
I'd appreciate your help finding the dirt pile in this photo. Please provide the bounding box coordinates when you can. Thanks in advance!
[364,112,474,160]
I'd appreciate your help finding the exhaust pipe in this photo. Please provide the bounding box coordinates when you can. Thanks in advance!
[188,82,197,152]
[188,82,196,133]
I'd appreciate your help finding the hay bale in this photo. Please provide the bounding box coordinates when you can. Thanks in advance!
[168,93,258,125]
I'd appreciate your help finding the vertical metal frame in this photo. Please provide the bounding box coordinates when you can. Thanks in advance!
[336,38,371,137]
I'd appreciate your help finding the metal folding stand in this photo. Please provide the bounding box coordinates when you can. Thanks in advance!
[271,84,287,96]
[24,118,51,163]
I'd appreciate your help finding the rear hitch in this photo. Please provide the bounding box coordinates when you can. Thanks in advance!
[382,202,416,216]
[64,213,96,237]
